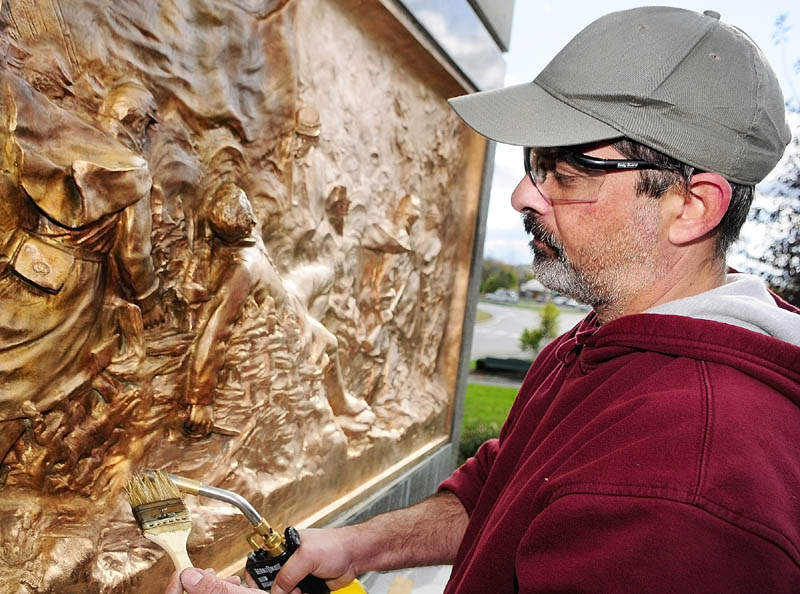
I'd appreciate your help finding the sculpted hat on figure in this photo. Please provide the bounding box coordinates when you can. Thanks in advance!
[450,6,791,184]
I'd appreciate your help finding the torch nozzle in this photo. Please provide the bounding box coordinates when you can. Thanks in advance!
[143,469,285,554]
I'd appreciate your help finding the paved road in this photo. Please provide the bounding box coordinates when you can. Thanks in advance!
[469,301,588,361]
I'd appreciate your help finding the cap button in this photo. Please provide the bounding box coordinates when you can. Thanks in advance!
[703,10,721,19]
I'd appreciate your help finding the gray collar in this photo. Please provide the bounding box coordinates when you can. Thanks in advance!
[646,273,800,346]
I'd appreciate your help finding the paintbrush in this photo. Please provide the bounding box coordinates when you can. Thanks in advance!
[155,471,367,593]
[126,470,194,574]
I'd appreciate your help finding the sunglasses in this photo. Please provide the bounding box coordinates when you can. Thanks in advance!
[523,147,668,203]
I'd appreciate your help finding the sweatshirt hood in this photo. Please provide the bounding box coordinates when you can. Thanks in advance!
[646,273,800,346]
[570,279,800,405]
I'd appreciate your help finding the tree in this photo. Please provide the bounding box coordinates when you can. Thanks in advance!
[735,14,800,306]
[755,111,800,306]
[480,258,519,294]
[772,13,800,112]
[518,267,534,283]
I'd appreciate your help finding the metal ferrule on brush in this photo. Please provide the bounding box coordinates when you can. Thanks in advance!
[132,498,192,532]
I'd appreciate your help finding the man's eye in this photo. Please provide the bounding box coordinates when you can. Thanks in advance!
[552,170,583,186]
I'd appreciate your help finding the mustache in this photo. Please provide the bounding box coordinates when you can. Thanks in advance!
[522,213,562,252]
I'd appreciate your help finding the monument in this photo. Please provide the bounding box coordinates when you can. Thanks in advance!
[0,0,509,591]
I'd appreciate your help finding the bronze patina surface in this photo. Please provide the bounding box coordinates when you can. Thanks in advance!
[0,0,484,591]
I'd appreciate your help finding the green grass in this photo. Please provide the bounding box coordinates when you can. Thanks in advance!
[462,383,518,428]
[477,299,564,314]
[514,302,549,312]
[458,383,519,464]
[475,309,492,322]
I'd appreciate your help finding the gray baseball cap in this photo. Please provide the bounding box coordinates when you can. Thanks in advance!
[449,7,791,185]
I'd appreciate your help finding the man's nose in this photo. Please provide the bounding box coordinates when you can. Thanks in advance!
[511,175,551,214]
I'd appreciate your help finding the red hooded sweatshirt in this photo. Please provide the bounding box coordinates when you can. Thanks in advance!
[441,294,800,593]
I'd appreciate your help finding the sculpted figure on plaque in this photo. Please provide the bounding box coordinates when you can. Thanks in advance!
[270,105,324,269]
[182,181,280,437]
[182,182,373,437]
[98,80,159,154]
[285,261,375,434]
[0,72,161,463]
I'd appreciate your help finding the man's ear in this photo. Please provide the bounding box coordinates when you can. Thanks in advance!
[667,173,731,246]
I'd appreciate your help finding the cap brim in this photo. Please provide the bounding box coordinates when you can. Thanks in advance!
[448,81,622,148]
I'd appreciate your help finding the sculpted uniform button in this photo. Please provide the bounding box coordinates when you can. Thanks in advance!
[32,261,50,275]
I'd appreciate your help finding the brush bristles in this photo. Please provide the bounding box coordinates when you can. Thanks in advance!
[126,469,182,508]
[126,470,195,571]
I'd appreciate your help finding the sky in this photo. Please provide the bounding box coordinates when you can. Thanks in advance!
[482,2,800,266]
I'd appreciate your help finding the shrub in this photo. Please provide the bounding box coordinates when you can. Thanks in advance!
[519,327,546,353]
[520,301,560,354]
[458,421,501,465]
[539,302,560,337]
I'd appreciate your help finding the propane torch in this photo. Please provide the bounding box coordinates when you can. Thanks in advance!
[147,471,366,594]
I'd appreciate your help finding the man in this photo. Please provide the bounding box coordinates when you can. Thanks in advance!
[164,7,800,593]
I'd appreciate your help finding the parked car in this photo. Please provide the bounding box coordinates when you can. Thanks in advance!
[553,295,591,311]
[485,289,519,304]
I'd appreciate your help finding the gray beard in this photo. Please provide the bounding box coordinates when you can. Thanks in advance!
[523,213,613,308]
[531,245,611,308]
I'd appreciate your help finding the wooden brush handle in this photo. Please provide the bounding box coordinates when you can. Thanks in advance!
[145,529,194,591]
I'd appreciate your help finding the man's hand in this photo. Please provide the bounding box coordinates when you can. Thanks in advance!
[270,528,360,594]
[162,492,467,594]
[164,568,257,594]
[272,491,468,594]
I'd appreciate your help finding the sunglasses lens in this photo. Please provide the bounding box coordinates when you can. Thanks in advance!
[525,148,603,203]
